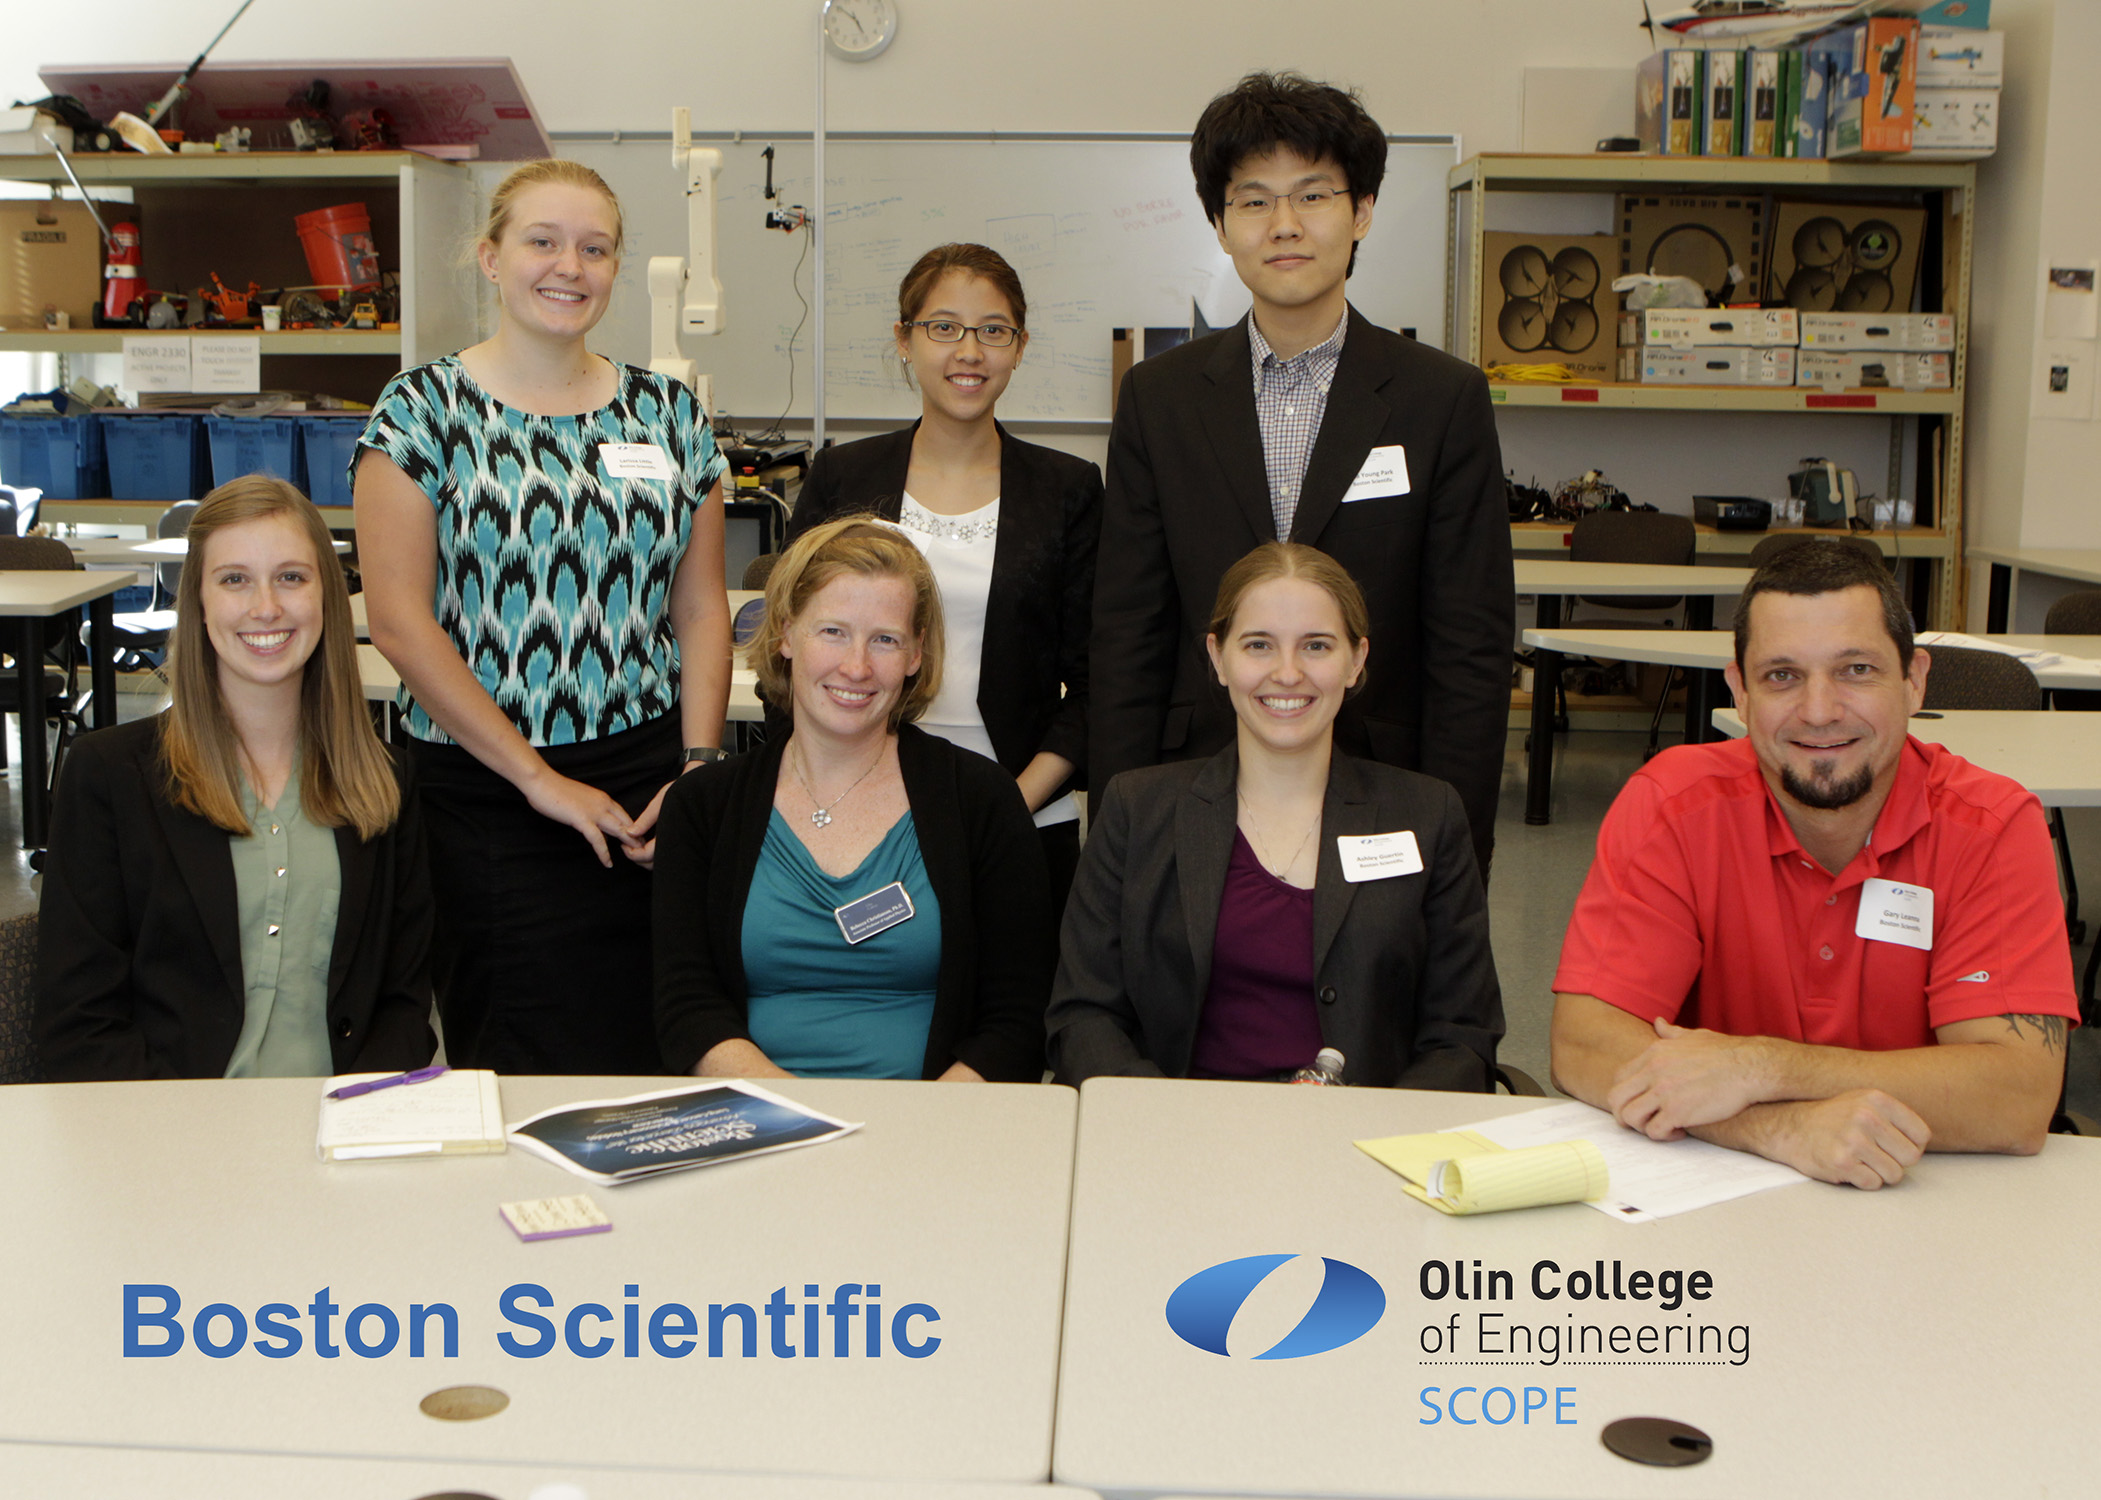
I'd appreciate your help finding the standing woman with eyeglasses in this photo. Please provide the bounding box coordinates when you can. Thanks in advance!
[786,244,1101,907]
[353,159,730,1074]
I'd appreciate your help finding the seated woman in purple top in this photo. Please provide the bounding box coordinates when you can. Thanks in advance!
[1047,543,1503,1088]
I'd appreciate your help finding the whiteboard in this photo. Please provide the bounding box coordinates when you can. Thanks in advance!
[553,133,1458,428]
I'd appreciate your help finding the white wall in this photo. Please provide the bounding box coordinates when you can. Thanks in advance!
[6,1,2071,557]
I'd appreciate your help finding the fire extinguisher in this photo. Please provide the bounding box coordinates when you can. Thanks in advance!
[98,220,143,326]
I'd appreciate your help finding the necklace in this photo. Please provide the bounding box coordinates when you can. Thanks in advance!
[1238,792,1319,880]
[791,743,885,828]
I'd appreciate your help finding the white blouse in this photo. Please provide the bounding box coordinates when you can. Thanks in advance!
[897,492,1077,829]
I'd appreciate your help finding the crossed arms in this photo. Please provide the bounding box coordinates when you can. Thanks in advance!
[1550,994,2066,1189]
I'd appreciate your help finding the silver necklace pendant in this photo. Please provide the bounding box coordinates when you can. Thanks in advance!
[811,808,833,828]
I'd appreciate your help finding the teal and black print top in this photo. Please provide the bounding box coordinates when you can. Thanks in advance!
[356,356,728,746]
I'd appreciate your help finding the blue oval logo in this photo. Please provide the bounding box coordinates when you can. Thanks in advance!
[1164,1254,1386,1359]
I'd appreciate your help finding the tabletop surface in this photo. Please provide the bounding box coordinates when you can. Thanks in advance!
[1965,545,2101,579]
[0,569,133,613]
[1526,629,2101,688]
[66,537,352,563]
[1053,1079,2101,1499]
[0,1077,1076,1484]
[1513,561,1755,594]
[1712,706,2101,805]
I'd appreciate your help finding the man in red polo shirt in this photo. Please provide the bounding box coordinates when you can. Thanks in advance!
[1551,541,2076,1189]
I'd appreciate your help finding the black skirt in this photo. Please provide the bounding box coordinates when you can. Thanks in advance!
[408,714,680,1074]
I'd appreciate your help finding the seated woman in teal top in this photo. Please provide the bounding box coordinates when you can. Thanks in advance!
[654,518,1053,1082]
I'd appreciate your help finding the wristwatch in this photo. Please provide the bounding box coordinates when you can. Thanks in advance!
[681,746,730,766]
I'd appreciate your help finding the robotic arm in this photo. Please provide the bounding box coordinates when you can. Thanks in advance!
[649,107,725,414]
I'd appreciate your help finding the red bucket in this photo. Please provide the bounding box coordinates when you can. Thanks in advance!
[294,203,381,290]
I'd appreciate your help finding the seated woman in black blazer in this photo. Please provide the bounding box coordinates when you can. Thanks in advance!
[1046,543,1503,1088]
[655,518,1053,1081]
[37,476,435,1080]
[787,243,1101,906]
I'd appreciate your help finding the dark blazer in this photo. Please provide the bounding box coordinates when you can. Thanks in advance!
[35,716,437,1081]
[788,422,1103,789]
[653,724,1055,1081]
[1045,745,1502,1091]
[1090,308,1514,874]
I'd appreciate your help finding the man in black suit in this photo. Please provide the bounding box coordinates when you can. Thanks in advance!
[1091,72,1513,875]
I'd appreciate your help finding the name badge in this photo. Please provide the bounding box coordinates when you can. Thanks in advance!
[1855,877,1933,951]
[835,881,916,945]
[599,442,675,481]
[1342,444,1411,503]
[1336,831,1423,883]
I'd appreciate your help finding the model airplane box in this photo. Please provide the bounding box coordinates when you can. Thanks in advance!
[1703,49,1743,155]
[1479,232,1616,380]
[1827,17,1921,156]
[1919,25,2003,87]
[1796,349,1952,390]
[0,200,100,331]
[1910,88,1999,156]
[1635,49,1702,155]
[1747,49,1782,156]
[1640,346,1797,386]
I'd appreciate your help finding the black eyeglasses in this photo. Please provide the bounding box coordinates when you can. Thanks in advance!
[903,319,1021,348]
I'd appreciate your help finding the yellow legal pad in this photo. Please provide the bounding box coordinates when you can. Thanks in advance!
[1355,1131,1610,1216]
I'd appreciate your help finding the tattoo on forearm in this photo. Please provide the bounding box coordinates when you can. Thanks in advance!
[2000,1013,2069,1055]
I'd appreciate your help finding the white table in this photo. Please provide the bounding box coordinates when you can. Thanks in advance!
[0,569,128,847]
[0,1077,1076,1485]
[1968,545,2101,631]
[1514,562,1755,825]
[65,536,352,565]
[1052,1078,2101,1499]
[1525,629,2101,694]
[1710,706,2101,807]
[0,1444,1101,1500]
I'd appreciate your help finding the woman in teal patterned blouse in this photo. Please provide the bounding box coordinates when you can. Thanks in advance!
[354,159,731,1073]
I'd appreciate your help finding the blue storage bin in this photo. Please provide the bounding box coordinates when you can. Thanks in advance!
[0,413,107,498]
[297,414,368,511]
[101,413,212,501]
[205,415,306,491]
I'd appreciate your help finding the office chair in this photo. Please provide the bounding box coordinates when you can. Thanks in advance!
[1493,1064,1545,1096]
[1561,511,1696,757]
[108,500,197,672]
[2037,591,2101,1015]
[0,537,91,787]
[0,910,41,1085]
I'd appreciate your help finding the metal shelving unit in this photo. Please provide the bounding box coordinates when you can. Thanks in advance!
[1449,152,1976,625]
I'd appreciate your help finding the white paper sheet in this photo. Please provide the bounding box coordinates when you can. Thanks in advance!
[1455,1100,1808,1222]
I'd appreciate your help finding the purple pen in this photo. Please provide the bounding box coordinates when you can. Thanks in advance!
[328,1064,449,1101]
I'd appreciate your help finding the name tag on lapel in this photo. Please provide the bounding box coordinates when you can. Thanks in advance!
[599,442,675,481]
[1337,831,1423,882]
[1342,444,1411,503]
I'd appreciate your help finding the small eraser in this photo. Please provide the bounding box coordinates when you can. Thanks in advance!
[500,1194,613,1242]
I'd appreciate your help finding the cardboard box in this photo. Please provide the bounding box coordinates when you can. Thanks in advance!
[1828,18,1921,157]
[1479,232,1616,380]
[1619,193,1767,308]
[1766,201,1927,312]
[1796,348,1952,389]
[1910,88,1999,156]
[1795,46,1840,158]
[1641,347,1797,385]
[1635,50,1702,155]
[1798,312,1956,350]
[1747,50,1782,156]
[0,200,101,331]
[1920,26,2003,87]
[1641,308,1799,347]
[1704,49,1742,155]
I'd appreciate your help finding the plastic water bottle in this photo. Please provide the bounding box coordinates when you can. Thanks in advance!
[1290,1047,1346,1086]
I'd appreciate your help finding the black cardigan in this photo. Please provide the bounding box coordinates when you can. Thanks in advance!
[35,716,437,1081]
[652,724,1054,1081]
[787,422,1103,789]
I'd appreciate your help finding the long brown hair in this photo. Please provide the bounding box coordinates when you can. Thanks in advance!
[162,476,401,839]
[747,518,945,731]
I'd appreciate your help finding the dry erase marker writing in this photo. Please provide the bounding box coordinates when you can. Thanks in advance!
[328,1065,448,1101]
